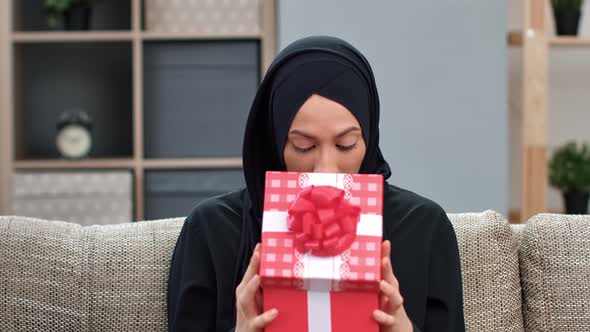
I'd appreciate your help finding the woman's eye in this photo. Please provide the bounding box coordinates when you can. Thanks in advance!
[294,145,315,153]
[336,143,356,151]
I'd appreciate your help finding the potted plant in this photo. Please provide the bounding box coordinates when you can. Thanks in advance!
[549,141,590,214]
[44,0,95,31]
[551,0,585,36]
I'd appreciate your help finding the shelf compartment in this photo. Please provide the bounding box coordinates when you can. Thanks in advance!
[15,42,133,160]
[12,0,131,32]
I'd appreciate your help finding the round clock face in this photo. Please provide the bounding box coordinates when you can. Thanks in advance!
[56,124,92,159]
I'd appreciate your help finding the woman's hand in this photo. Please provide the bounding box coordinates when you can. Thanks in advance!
[235,243,278,332]
[373,240,413,332]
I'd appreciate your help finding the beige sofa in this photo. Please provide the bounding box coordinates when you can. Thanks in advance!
[1,211,589,331]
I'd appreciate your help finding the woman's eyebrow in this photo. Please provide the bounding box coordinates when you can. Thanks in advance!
[289,127,360,138]
[288,129,314,139]
[336,126,361,138]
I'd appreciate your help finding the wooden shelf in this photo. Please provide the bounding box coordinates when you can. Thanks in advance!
[141,31,261,41]
[507,31,523,46]
[508,208,563,224]
[14,158,135,170]
[13,158,243,170]
[12,31,134,43]
[142,158,242,169]
[508,31,590,47]
[550,36,590,47]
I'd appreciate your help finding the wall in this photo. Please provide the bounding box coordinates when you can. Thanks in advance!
[278,0,508,214]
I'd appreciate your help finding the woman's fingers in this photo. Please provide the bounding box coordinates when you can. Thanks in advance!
[235,245,277,331]
[236,244,260,304]
[382,240,391,260]
[381,241,398,288]
[380,280,404,310]
[251,308,279,329]
[255,288,263,312]
[373,309,395,327]
[242,243,261,284]
[238,274,261,311]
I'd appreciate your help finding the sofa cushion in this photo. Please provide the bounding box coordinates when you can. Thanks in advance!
[519,214,590,332]
[0,216,183,332]
[449,210,524,332]
[0,216,85,330]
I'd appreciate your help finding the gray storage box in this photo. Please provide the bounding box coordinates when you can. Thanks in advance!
[144,169,245,220]
[143,41,259,158]
[13,171,133,225]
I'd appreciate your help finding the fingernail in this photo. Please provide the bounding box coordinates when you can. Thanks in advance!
[270,308,278,316]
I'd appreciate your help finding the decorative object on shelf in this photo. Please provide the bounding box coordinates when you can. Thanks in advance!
[56,110,93,160]
[44,0,95,30]
[551,0,585,35]
[549,141,590,214]
[144,0,261,34]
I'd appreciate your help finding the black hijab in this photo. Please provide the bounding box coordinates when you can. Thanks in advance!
[235,36,391,296]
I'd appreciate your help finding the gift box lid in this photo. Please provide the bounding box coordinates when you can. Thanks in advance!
[260,171,383,292]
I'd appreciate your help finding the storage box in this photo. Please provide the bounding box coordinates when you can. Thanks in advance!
[143,41,259,158]
[260,171,384,332]
[144,0,261,34]
[13,171,133,225]
[144,169,245,219]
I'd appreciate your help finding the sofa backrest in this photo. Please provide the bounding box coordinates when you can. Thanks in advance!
[1,213,523,332]
[2,213,589,332]
[0,215,184,332]
[519,213,590,332]
[449,210,524,332]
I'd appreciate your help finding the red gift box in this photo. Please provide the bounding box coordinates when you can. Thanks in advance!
[260,171,384,332]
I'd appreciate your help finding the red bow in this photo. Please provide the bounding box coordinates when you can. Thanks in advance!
[287,185,361,256]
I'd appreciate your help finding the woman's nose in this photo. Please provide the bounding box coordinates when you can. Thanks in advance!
[313,148,339,173]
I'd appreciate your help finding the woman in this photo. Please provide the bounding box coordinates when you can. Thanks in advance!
[167,36,465,332]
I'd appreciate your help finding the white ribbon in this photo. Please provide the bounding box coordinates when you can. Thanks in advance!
[307,291,332,332]
[262,211,382,236]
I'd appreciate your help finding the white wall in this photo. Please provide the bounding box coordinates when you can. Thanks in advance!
[278,0,509,215]
[508,0,590,211]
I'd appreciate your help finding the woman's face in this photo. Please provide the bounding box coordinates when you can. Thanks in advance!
[283,94,366,173]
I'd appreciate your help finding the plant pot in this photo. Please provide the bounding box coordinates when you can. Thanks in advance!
[64,5,92,30]
[563,191,590,214]
[553,9,581,36]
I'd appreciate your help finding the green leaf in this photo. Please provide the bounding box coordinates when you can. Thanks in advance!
[549,140,590,192]
[552,0,585,11]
